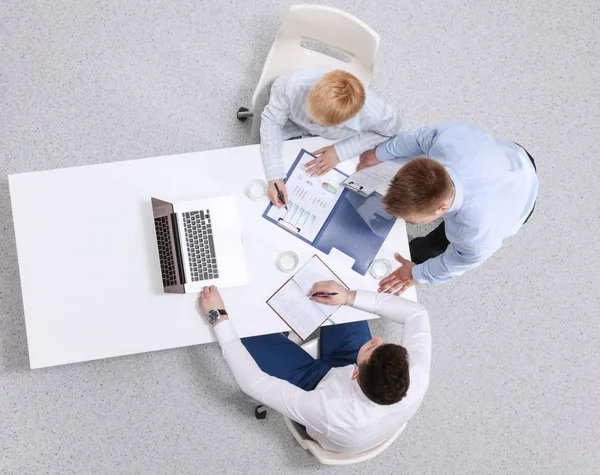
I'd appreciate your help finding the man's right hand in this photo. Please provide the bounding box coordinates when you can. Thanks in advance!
[267,179,288,207]
[309,281,356,306]
[357,148,381,171]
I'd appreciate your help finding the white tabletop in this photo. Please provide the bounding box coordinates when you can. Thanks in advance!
[9,137,415,369]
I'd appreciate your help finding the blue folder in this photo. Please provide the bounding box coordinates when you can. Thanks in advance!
[262,149,396,275]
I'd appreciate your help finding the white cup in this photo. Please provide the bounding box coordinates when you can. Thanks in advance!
[245,179,267,200]
[276,251,299,272]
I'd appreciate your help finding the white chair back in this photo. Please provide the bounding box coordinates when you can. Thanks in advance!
[251,4,380,108]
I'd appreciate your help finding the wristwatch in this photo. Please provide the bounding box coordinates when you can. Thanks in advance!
[207,308,228,325]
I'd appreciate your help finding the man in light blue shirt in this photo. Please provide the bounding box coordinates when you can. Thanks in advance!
[358,122,538,294]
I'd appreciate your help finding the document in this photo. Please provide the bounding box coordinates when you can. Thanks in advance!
[342,160,402,197]
[266,151,346,242]
[267,256,348,340]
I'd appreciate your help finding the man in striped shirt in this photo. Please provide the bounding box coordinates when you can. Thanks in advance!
[259,68,403,206]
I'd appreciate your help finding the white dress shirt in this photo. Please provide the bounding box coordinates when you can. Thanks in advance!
[375,122,539,285]
[214,291,431,454]
[260,68,403,181]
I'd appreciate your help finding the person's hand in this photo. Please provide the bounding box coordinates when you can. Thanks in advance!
[305,146,340,176]
[267,179,288,207]
[309,280,355,306]
[198,285,226,320]
[357,148,381,171]
[377,253,417,296]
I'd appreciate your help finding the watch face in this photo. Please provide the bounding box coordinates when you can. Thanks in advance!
[207,309,220,323]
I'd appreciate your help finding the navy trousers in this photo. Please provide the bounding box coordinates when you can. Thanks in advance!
[241,321,372,391]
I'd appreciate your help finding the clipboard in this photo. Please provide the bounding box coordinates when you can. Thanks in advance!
[266,255,349,341]
[342,160,402,197]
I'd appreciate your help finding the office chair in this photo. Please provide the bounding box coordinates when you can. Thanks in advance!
[254,338,407,465]
[237,4,380,135]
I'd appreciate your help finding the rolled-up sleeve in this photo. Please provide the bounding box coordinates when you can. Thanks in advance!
[411,240,501,284]
[375,125,448,162]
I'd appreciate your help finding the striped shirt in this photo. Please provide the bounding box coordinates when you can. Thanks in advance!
[260,68,403,181]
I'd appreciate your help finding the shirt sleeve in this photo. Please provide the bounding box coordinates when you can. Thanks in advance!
[411,240,502,284]
[260,81,292,181]
[374,125,448,162]
[213,319,328,437]
[352,290,431,372]
[333,94,403,161]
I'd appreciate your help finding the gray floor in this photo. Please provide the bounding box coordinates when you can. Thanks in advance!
[1,0,599,474]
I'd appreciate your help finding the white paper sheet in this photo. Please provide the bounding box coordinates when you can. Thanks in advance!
[343,160,402,196]
[266,151,347,242]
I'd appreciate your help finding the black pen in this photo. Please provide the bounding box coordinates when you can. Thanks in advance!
[274,182,288,210]
[311,292,339,297]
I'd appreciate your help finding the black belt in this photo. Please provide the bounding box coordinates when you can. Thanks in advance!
[514,142,536,223]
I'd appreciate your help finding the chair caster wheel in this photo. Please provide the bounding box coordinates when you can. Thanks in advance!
[255,405,267,420]
[237,107,254,121]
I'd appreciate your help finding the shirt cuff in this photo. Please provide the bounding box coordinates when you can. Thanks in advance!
[333,141,357,162]
[351,289,379,313]
[264,167,286,182]
[213,319,239,346]
[375,142,396,162]
[411,264,430,285]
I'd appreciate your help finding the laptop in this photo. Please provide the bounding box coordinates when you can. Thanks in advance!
[151,196,248,293]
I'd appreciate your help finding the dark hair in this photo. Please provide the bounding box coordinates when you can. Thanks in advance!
[382,157,453,217]
[358,344,410,405]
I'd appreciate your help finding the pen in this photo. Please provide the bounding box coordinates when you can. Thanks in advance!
[274,182,288,210]
[311,292,339,297]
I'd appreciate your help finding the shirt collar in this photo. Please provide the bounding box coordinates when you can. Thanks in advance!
[344,114,360,130]
[350,370,379,406]
[444,167,464,216]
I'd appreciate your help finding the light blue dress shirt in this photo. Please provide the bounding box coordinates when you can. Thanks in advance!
[376,122,539,285]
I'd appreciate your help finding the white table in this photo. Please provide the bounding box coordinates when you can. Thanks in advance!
[9,137,415,369]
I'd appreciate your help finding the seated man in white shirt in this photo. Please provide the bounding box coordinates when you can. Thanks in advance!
[198,281,431,454]
[258,68,403,207]
[356,122,539,295]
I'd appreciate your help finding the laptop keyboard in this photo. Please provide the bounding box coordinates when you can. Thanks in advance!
[154,216,178,287]
[183,210,219,282]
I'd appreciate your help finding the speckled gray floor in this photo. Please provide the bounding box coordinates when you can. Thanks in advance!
[1,1,599,474]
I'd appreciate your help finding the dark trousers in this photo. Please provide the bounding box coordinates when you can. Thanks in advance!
[409,222,450,265]
[241,321,372,391]
[409,144,537,265]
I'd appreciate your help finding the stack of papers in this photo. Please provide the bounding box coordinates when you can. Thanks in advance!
[342,160,403,197]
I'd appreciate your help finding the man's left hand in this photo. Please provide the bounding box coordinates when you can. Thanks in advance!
[378,253,418,296]
[306,146,340,176]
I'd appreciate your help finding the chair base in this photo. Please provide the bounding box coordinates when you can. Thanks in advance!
[255,404,267,420]
[237,107,254,121]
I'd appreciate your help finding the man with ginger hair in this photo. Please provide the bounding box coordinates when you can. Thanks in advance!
[258,68,402,206]
[357,122,539,294]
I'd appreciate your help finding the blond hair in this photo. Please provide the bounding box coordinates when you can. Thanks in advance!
[307,70,366,126]
[383,158,454,216]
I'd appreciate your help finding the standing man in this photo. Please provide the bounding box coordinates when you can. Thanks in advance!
[357,122,538,295]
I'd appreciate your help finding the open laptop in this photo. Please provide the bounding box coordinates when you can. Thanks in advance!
[151,196,248,293]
